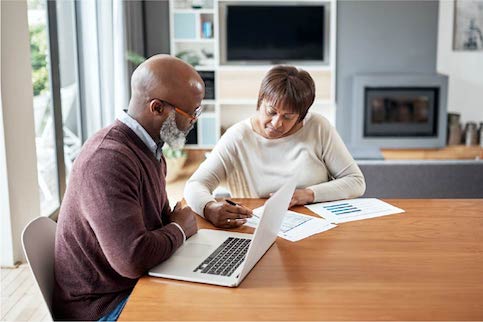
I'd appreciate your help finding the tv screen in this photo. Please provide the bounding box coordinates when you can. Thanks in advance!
[226,5,325,62]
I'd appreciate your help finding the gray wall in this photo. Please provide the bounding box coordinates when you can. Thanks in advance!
[336,0,439,144]
[124,0,145,79]
[144,0,170,56]
[123,0,170,95]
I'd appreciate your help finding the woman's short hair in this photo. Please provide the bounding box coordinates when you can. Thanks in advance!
[257,65,316,122]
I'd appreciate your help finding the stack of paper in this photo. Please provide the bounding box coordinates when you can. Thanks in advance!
[305,198,405,224]
[245,207,336,242]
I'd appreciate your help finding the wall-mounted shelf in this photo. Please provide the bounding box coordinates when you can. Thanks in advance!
[173,9,215,14]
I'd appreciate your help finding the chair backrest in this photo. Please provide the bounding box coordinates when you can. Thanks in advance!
[22,216,57,319]
[357,160,483,198]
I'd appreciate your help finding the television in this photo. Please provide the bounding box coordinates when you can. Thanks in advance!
[219,2,330,65]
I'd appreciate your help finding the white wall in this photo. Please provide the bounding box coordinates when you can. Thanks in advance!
[1,0,41,266]
[0,88,15,266]
[437,0,483,124]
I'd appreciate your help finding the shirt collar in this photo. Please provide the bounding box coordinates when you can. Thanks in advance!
[118,111,164,161]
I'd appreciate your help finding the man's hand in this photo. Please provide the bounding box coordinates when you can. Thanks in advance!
[289,188,315,208]
[204,201,253,228]
[170,202,198,239]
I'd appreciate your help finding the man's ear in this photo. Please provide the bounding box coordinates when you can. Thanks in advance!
[149,99,164,114]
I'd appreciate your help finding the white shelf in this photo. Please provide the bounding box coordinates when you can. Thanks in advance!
[199,112,216,118]
[184,144,215,150]
[195,66,216,71]
[217,65,333,71]
[202,99,216,104]
[219,99,257,105]
[174,39,215,43]
[218,99,334,105]
[313,99,334,105]
[173,9,214,14]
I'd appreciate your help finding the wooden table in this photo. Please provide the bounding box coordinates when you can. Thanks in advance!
[119,199,483,321]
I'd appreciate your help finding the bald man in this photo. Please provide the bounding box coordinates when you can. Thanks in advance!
[53,55,205,321]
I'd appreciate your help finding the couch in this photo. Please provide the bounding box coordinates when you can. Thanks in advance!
[357,160,483,198]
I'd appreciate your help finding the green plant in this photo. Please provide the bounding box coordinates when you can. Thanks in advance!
[162,145,187,159]
[126,51,147,66]
[175,50,200,67]
[30,25,49,96]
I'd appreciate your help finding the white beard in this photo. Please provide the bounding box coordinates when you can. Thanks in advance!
[159,110,194,150]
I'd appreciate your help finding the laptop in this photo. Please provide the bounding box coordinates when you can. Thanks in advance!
[148,178,296,287]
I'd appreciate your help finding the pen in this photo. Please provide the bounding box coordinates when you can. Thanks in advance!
[225,199,239,206]
[226,199,253,219]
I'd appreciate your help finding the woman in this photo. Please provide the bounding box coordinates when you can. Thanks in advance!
[184,65,365,228]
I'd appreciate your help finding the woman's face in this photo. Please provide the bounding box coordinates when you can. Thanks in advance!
[256,100,302,139]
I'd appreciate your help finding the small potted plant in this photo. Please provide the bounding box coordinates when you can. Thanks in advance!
[162,145,188,183]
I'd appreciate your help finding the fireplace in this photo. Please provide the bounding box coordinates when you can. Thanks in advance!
[364,87,439,137]
[352,75,448,148]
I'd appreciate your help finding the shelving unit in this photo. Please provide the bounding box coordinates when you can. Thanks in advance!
[170,0,218,148]
[169,0,337,148]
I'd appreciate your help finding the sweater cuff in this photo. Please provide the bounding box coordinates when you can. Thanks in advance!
[307,185,322,203]
[169,222,186,244]
[196,197,217,218]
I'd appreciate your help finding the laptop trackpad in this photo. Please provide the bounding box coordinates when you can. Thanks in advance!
[177,243,213,257]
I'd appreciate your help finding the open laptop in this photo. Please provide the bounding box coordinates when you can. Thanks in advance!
[148,178,296,287]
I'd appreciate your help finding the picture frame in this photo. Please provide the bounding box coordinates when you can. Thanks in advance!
[453,0,483,51]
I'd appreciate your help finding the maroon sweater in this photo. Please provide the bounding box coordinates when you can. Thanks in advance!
[53,121,184,320]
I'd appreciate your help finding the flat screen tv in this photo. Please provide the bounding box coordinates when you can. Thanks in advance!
[219,2,329,65]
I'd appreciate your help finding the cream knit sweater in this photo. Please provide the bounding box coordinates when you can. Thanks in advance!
[184,112,366,217]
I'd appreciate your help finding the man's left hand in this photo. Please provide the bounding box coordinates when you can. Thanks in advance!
[170,202,198,239]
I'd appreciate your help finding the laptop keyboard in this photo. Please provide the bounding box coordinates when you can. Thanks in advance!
[194,237,251,277]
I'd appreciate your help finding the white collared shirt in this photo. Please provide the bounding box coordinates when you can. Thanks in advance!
[118,111,164,162]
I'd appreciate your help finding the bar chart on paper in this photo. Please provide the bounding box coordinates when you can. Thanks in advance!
[246,208,336,242]
[306,198,405,223]
[323,203,362,216]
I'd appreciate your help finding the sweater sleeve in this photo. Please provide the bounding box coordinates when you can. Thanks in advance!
[184,130,235,217]
[307,119,366,202]
[80,149,184,279]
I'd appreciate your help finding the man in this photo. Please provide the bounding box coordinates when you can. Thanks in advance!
[53,55,204,320]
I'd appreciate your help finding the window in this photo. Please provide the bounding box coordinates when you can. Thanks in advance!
[56,0,83,179]
[28,0,82,217]
[28,0,60,216]
[27,0,128,216]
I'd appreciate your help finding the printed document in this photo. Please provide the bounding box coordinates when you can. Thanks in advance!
[305,198,404,224]
[246,207,336,242]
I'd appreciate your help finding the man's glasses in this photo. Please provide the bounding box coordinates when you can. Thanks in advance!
[174,106,203,122]
[153,99,203,122]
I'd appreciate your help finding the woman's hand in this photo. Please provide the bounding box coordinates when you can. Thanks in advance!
[204,201,253,228]
[289,188,315,208]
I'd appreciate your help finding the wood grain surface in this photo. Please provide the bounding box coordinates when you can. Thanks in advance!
[119,199,483,321]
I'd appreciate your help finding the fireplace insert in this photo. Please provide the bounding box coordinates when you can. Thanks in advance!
[352,75,448,148]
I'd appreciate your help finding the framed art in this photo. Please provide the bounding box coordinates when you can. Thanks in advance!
[453,0,483,51]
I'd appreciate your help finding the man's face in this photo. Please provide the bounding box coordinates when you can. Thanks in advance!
[159,110,194,149]
[158,80,204,147]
